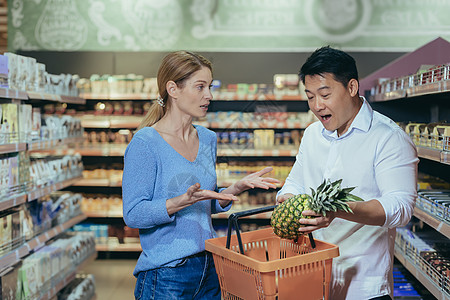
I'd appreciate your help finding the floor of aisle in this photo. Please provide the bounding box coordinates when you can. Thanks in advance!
[81,258,137,300]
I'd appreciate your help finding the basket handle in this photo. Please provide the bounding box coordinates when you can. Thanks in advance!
[225,205,316,254]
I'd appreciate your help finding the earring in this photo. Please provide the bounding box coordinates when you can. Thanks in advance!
[156,96,165,107]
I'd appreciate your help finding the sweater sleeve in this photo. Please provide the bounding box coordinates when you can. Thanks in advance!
[210,130,232,214]
[122,136,174,229]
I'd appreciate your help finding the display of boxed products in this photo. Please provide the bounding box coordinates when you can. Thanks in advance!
[0,154,23,198]
[370,63,450,99]
[3,52,80,96]
[18,104,32,143]
[15,232,95,300]
[405,122,450,150]
[58,273,96,300]
[29,154,83,189]
[0,54,9,89]
[80,74,158,98]
[0,262,21,300]
[416,190,450,221]
[1,103,19,144]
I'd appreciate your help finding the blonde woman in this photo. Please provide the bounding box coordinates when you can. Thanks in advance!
[122,51,280,299]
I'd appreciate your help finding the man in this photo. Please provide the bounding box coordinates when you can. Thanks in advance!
[277,46,418,300]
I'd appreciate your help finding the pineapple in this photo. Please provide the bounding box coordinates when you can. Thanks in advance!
[270,179,364,240]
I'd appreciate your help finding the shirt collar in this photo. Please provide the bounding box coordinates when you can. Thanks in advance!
[321,96,373,141]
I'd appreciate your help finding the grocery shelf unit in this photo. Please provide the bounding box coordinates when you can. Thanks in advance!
[0,88,91,298]
[73,93,309,253]
[364,40,450,300]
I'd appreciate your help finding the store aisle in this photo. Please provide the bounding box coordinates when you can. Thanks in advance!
[81,259,136,300]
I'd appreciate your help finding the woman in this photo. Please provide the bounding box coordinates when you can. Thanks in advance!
[122,50,280,299]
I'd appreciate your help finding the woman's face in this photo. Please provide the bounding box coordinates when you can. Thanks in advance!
[173,67,213,118]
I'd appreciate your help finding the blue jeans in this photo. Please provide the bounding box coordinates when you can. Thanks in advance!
[134,251,221,300]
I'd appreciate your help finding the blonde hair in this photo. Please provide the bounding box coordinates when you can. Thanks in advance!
[137,51,212,131]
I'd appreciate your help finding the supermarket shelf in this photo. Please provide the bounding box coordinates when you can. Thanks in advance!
[96,243,142,252]
[85,211,123,218]
[0,87,28,100]
[0,142,26,154]
[371,80,450,102]
[413,207,450,239]
[27,137,84,151]
[0,138,84,154]
[80,93,307,102]
[27,176,83,201]
[213,205,273,219]
[80,115,308,130]
[208,120,307,129]
[60,95,86,105]
[0,193,27,211]
[81,115,141,129]
[76,145,298,157]
[39,272,76,300]
[76,145,127,156]
[28,91,86,105]
[394,246,450,300]
[81,92,155,100]
[416,146,450,165]
[39,251,97,300]
[73,178,122,187]
[217,148,298,157]
[0,214,87,272]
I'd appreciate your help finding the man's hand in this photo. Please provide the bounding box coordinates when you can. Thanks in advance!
[297,210,335,234]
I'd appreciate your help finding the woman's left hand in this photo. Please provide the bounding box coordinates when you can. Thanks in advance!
[234,167,281,193]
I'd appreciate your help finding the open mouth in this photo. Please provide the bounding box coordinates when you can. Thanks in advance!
[321,114,332,121]
[200,104,209,109]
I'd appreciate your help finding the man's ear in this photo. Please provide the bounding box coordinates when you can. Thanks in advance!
[166,81,178,99]
[348,79,359,97]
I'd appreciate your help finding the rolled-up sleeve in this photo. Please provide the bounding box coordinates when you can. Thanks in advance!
[122,137,174,229]
[375,129,419,228]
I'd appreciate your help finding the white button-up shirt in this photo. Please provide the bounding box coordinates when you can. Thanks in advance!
[278,98,418,300]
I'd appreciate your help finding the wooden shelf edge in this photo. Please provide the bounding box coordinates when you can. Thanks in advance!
[27,176,83,201]
[0,214,87,273]
[416,146,442,163]
[413,207,450,239]
[0,87,28,100]
[370,81,450,103]
[0,193,27,211]
[73,178,121,187]
[85,211,123,218]
[28,137,84,151]
[0,142,26,154]
[96,243,141,252]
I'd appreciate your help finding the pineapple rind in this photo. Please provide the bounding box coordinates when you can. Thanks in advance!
[271,179,364,240]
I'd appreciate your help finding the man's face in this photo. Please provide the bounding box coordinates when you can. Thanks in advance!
[304,73,361,136]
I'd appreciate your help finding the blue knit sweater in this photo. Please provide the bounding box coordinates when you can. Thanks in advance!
[122,125,231,276]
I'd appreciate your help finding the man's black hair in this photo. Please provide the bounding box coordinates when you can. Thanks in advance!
[299,46,359,88]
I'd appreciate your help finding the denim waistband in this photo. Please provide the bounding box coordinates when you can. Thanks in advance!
[186,251,208,259]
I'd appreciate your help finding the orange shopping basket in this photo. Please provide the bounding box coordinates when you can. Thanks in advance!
[205,205,339,300]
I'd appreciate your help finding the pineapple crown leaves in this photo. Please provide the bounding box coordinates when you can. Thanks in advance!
[309,179,364,216]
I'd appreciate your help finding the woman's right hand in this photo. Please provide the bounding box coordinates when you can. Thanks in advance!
[186,183,238,204]
[276,193,294,204]
[166,183,238,215]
